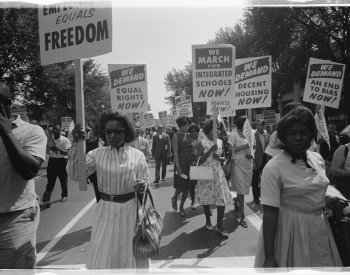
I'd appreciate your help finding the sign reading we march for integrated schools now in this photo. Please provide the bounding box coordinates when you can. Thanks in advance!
[303,58,345,109]
[109,64,148,114]
[38,2,112,65]
[206,101,236,117]
[232,56,272,110]
[175,95,193,117]
[192,44,235,102]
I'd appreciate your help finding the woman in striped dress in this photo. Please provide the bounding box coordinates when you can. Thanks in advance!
[67,111,150,269]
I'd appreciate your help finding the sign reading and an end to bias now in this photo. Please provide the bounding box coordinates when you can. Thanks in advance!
[192,44,236,102]
[175,95,193,117]
[303,58,345,109]
[232,56,272,110]
[38,2,112,65]
[109,64,148,114]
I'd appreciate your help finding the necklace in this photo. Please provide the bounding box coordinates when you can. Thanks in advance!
[284,151,308,170]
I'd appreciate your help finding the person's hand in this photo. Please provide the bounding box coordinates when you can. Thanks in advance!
[0,105,12,136]
[263,256,279,267]
[209,144,218,152]
[72,124,87,143]
[326,196,349,212]
[133,179,146,194]
[176,166,182,175]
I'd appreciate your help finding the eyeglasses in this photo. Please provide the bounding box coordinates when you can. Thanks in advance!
[104,128,125,135]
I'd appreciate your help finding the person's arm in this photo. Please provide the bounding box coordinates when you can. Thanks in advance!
[198,143,218,164]
[263,205,279,267]
[172,134,182,175]
[167,135,171,158]
[330,145,350,177]
[0,116,46,180]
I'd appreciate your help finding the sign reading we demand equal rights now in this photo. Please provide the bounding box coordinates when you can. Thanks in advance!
[109,65,148,114]
[303,58,345,109]
[232,56,272,110]
[192,44,235,102]
[38,2,112,65]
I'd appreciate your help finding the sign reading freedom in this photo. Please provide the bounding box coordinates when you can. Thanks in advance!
[38,2,112,65]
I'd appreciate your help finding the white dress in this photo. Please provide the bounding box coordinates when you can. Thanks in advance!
[67,145,150,269]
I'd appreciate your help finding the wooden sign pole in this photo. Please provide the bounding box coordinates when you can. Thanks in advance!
[213,101,217,144]
[75,59,87,191]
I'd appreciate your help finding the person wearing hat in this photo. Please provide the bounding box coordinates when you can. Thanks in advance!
[0,82,47,268]
[152,125,171,185]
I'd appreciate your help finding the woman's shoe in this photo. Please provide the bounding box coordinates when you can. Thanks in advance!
[190,203,196,210]
[205,223,214,231]
[214,226,229,238]
[171,197,177,211]
[179,209,186,217]
[240,218,248,228]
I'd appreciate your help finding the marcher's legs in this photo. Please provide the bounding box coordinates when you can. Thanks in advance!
[190,183,196,204]
[216,206,225,230]
[237,194,247,227]
[161,153,167,180]
[251,168,261,203]
[57,159,68,198]
[0,203,40,268]
[42,158,57,202]
[179,189,189,212]
[203,205,211,225]
[154,156,161,181]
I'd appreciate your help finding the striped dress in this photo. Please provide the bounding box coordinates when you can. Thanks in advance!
[67,144,150,269]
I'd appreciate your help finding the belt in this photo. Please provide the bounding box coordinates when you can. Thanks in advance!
[100,192,136,203]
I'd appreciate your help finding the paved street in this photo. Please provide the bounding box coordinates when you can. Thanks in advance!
[34,158,263,269]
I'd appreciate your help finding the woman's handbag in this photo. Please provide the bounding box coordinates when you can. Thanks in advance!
[189,157,215,181]
[133,187,164,259]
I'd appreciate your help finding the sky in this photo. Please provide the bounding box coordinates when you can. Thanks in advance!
[91,2,245,118]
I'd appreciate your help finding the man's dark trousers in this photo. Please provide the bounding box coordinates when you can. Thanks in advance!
[42,158,68,202]
[251,167,262,201]
[155,151,168,181]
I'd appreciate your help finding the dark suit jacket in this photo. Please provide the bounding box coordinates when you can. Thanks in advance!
[152,132,171,158]
[254,131,269,170]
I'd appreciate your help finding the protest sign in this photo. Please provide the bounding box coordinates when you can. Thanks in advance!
[206,101,236,117]
[109,64,148,114]
[175,95,193,117]
[192,44,235,102]
[233,56,272,110]
[303,58,345,109]
[38,2,112,65]
[167,115,177,127]
[262,109,276,125]
[143,113,154,128]
[61,116,72,130]
[158,111,168,126]
[315,105,330,149]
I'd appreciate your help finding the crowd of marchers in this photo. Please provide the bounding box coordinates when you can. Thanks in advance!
[1,81,350,269]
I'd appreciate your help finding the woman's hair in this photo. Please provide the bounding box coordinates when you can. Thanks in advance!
[188,123,200,133]
[100,111,136,142]
[203,119,214,136]
[277,106,317,145]
[176,116,189,127]
[236,116,247,131]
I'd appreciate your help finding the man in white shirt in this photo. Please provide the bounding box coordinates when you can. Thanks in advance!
[132,127,152,161]
[40,124,71,209]
[0,82,47,268]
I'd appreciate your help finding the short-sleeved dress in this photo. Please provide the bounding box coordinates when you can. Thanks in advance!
[173,132,197,190]
[195,136,233,206]
[228,130,253,195]
[254,150,342,267]
[67,145,150,269]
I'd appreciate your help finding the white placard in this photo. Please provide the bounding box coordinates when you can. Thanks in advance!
[109,64,148,114]
[192,44,235,102]
[303,58,345,109]
[206,101,236,117]
[175,95,193,117]
[38,2,112,65]
[233,56,272,110]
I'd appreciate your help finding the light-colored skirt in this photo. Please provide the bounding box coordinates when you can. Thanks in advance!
[87,198,149,269]
[254,207,342,267]
[230,158,253,195]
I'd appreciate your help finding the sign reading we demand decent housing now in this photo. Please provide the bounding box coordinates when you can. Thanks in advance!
[192,44,235,102]
[109,65,148,114]
[38,2,112,65]
[233,56,272,110]
[303,58,346,109]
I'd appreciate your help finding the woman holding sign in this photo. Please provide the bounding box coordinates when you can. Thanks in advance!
[228,116,253,228]
[67,111,150,269]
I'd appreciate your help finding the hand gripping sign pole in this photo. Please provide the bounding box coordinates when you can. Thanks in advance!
[75,60,87,191]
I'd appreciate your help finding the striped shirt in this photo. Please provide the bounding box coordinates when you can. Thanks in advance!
[67,144,150,195]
